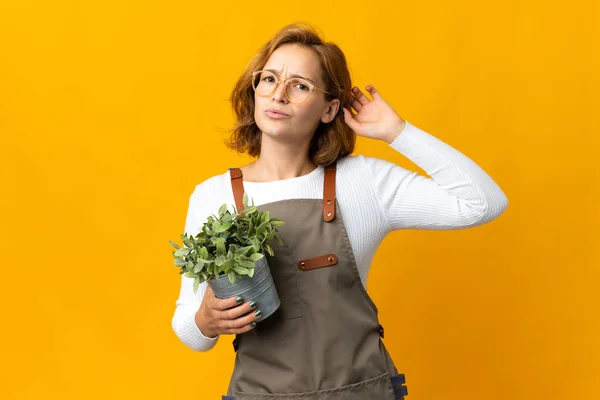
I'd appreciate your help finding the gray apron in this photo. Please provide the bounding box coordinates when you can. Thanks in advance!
[222,163,409,400]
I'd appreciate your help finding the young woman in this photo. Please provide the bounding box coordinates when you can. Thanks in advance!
[172,23,508,400]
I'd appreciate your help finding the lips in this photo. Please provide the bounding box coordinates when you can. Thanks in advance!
[265,109,290,118]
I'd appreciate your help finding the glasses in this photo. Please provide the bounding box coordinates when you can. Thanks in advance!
[251,70,332,104]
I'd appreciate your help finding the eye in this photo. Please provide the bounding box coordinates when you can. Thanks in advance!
[263,75,275,83]
[292,81,310,91]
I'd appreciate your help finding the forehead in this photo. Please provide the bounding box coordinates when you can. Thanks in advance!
[263,44,322,83]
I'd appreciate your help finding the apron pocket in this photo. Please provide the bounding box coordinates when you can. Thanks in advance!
[232,372,396,400]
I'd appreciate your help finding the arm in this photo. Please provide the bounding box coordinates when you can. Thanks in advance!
[172,280,220,352]
[171,186,260,351]
[361,121,508,231]
[343,85,507,231]
[171,195,220,352]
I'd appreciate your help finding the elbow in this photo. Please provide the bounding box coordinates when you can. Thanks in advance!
[472,190,509,226]
[490,187,509,219]
[497,192,509,216]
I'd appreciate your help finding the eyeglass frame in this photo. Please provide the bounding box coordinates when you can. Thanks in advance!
[251,70,333,104]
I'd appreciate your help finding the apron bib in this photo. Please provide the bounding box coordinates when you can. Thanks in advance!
[222,163,408,400]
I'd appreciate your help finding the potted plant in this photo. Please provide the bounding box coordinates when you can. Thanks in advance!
[169,193,284,322]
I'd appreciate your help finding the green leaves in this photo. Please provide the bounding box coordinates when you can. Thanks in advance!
[214,237,226,255]
[200,246,209,259]
[181,233,194,248]
[237,259,256,269]
[173,258,187,267]
[174,247,190,257]
[233,267,250,275]
[250,236,260,252]
[244,206,258,214]
[256,220,268,236]
[265,244,274,257]
[227,272,237,284]
[193,262,204,274]
[221,259,234,271]
[168,196,285,293]
[218,203,228,218]
[270,219,285,227]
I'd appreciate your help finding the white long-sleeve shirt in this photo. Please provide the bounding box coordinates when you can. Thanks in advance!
[171,120,508,352]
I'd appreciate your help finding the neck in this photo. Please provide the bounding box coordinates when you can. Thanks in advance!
[244,134,317,182]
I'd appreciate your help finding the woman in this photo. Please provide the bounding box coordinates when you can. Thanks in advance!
[172,23,508,399]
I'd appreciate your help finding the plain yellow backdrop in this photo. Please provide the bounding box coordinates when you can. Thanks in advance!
[1,0,598,399]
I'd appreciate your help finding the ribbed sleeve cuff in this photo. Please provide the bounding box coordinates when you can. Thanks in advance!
[172,306,219,352]
[388,120,417,151]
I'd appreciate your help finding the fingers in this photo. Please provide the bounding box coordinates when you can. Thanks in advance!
[351,86,364,111]
[342,107,362,132]
[365,84,381,100]
[210,293,245,311]
[350,85,381,112]
[221,310,261,334]
[206,291,261,335]
[352,86,370,106]
[351,96,363,112]
[220,300,257,321]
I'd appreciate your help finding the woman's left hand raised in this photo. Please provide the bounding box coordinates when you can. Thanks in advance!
[342,85,406,144]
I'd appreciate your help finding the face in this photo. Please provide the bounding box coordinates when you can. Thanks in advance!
[253,43,340,145]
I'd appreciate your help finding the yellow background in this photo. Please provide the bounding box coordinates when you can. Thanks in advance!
[1,0,598,399]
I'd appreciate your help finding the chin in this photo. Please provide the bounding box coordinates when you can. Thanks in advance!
[259,126,293,140]
[255,116,292,137]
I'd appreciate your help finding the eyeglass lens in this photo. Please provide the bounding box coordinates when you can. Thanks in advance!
[253,71,312,103]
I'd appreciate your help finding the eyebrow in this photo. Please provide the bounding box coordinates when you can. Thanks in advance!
[264,69,316,85]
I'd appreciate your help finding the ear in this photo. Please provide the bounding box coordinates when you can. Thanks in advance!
[321,99,340,124]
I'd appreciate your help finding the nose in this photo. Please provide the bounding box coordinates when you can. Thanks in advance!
[271,79,289,104]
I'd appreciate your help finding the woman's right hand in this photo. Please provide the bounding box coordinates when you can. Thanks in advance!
[195,285,261,338]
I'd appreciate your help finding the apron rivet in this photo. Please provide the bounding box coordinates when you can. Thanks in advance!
[327,199,331,204]
[300,262,306,269]
[327,212,332,217]
[328,256,334,262]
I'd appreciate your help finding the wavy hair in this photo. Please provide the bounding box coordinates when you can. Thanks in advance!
[225,23,355,166]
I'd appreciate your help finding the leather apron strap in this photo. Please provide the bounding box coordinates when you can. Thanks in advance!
[229,168,245,213]
[229,163,337,222]
[323,162,336,222]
